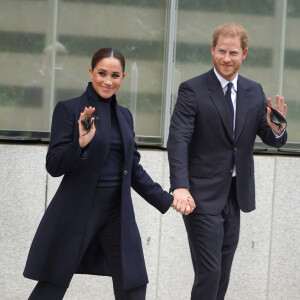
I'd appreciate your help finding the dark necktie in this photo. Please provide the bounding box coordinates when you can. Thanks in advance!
[225,82,234,126]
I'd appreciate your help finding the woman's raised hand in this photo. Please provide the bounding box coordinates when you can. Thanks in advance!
[78,106,96,148]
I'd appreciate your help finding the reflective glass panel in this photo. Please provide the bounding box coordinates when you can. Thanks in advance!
[282,0,300,143]
[172,0,299,150]
[0,0,54,139]
[0,0,167,144]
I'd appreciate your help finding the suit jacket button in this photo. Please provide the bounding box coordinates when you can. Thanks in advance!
[234,147,238,151]
[229,169,233,173]
[123,170,128,175]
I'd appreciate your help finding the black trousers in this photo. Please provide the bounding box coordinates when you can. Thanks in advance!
[28,186,146,300]
[183,178,240,300]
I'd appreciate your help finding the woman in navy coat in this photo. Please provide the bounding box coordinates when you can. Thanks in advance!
[24,48,175,299]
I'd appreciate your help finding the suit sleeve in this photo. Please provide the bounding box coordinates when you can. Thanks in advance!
[167,82,197,192]
[256,85,287,147]
[46,101,86,177]
[123,110,173,214]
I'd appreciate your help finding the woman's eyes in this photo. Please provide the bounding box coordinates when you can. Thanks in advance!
[98,72,120,78]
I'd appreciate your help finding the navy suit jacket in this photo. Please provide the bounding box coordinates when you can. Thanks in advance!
[167,69,287,214]
[24,83,173,289]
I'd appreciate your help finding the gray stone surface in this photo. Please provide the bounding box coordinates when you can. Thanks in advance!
[268,157,300,300]
[1,144,300,299]
[227,156,276,300]
[0,144,47,299]
[64,275,114,299]
[157,208,193,300]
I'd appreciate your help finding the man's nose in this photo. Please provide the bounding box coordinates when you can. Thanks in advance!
[223,54,231,62]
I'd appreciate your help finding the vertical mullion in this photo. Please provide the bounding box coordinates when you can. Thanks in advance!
[278,0,287,96]
[162,0,178,148]
[49,0,59,128]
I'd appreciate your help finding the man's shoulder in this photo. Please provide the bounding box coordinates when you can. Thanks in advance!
[238,74,262,89]
[181,69,212,88]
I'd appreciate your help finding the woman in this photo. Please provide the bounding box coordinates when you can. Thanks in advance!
[24,48,181,299]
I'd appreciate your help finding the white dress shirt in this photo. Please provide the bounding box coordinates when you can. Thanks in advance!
[214,68,238,176]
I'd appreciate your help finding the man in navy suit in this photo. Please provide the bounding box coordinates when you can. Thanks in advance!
[167,23,287,300]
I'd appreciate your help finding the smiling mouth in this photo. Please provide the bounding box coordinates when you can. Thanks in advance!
[101,86,113,91]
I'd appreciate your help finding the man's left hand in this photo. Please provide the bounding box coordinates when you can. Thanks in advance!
[266,94,287,135]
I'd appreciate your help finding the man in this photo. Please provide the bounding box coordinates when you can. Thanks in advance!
[167,23,287,300]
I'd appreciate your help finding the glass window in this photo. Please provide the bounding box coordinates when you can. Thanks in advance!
[282,0,300,145]
[0,0,168,144]
[0,0,54,139]
[0,0,299,151]
[171,0,300,152]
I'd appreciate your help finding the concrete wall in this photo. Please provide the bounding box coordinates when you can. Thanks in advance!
[0,143,299,300]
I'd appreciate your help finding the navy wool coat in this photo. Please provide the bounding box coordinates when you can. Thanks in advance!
[23,83,173,289]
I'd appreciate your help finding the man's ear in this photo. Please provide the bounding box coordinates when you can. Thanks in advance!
[242,48,248,60]
[211,43,215,56]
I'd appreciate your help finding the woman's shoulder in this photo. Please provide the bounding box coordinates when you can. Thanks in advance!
[116,102,133,126]
[115,100,131,116]
[55,91,87,111]
[119,105,131,115]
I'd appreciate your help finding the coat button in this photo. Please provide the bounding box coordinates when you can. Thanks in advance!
[123,170,128,175]
[234,147,238,151]
[229,169,233,173]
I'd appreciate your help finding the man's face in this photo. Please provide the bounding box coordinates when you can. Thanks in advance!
[211,35,247,81]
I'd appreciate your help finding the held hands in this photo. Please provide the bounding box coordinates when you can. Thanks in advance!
[172,188,196,215]
[78,106,96,148]
[266,95,287,135]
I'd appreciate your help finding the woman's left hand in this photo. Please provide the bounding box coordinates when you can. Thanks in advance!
[78,106,96,148]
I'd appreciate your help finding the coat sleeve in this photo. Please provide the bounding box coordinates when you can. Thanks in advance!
[123,110,173,214]
[167,82,197,192]
[256,85,287,148]
[46,101,87,177]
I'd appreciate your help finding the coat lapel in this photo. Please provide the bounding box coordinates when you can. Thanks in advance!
[115,102,131,162]
[234,76,250,143]
[208,70,233,140]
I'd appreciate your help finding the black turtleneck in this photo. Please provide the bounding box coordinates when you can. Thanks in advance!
[87,83,124,187]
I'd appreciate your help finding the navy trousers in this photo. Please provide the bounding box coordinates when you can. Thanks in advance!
[28,186,146,300]
[183,178,240,300]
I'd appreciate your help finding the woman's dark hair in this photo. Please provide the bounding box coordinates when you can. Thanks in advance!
[91,48,125,73]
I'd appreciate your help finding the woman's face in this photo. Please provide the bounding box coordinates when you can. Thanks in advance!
[89,57,125,99]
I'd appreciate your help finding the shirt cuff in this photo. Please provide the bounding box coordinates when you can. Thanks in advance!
[273,129,285,138]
